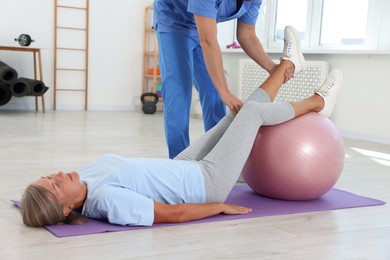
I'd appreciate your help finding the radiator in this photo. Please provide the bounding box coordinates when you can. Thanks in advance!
[238,60,329,102]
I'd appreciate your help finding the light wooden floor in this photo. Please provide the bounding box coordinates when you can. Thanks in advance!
[0,110,389,259]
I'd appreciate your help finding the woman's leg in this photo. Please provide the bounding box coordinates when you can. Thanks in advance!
[200,94,325,203]
[259,60,294,102]
[173,89,268,161]
[174,61,293,161]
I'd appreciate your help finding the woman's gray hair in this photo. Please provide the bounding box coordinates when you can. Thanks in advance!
[21,185,87,227]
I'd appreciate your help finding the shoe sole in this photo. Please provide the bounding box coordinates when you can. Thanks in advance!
[331,69,344,103]
[286,25,307,72]
[322,69,344,117]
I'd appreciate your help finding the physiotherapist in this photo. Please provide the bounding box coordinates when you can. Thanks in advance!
[153,0,293,159]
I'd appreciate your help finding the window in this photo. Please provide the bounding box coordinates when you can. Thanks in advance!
[261,0,389,52]
[273,0,309,42]
[266,0,312,49]
[318,0,385,50]
[320,0,370,46]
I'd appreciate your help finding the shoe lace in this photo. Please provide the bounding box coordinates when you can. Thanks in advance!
[282,39,292,59]
[316,78,334,97]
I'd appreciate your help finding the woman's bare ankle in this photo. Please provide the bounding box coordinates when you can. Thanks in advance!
[311,94,324,113]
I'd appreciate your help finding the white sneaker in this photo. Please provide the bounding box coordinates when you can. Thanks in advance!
[281,25,307,74]
[316,69,343,117]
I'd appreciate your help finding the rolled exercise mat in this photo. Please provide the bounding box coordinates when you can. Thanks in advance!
[0,82,12,106]
[10,78,30,97]
[24,78,48,96]
[11,78,49,97]
[0,61,18,84]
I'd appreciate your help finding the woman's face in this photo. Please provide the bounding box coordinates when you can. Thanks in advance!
[33,171,83,208]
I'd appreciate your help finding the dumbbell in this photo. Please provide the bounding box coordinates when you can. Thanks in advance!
[15,34,34,47]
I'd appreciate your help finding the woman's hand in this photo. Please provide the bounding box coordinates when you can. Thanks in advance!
[154,202,251,224]
[221,203,252,215]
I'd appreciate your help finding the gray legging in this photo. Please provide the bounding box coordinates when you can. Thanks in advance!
[174,89,295,202]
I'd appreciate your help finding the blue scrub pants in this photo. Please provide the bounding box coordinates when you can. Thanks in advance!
[156,32,226,159]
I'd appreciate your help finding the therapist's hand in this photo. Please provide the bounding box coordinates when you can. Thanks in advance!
[283,66,295,83]
[221,93,243,115]
[269,63,295,84]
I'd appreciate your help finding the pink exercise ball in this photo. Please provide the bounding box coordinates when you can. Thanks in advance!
[242,112,345,200]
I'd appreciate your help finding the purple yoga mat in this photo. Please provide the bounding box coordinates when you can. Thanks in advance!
[12,184,385,238]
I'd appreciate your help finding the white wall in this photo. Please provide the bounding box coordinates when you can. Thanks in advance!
[88,0,153,110]
[0,0,152,110]
[222,52,390,145]
[0,0,389,144]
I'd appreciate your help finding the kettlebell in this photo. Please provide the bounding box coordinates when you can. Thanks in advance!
[141,92,159,114]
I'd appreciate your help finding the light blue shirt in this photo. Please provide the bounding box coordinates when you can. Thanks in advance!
[153,0,262,36]
[79,154,206,226]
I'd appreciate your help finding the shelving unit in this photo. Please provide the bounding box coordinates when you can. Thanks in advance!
[142,6,161,98]
[53,0,89,110]
[0,46,45,112]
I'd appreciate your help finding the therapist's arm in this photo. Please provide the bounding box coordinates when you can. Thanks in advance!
[153,202,252,223]
[194,14,243,115]
[236,20,294,82]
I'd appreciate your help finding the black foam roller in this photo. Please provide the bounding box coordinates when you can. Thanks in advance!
[28,79,48,96]
[0,60,18,84]
[0,82,12,106]
[10,78,30,97]
[30,80,49,97]
[12,77,48,97]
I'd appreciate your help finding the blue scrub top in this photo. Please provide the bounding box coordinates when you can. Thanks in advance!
[153,0,262,36]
